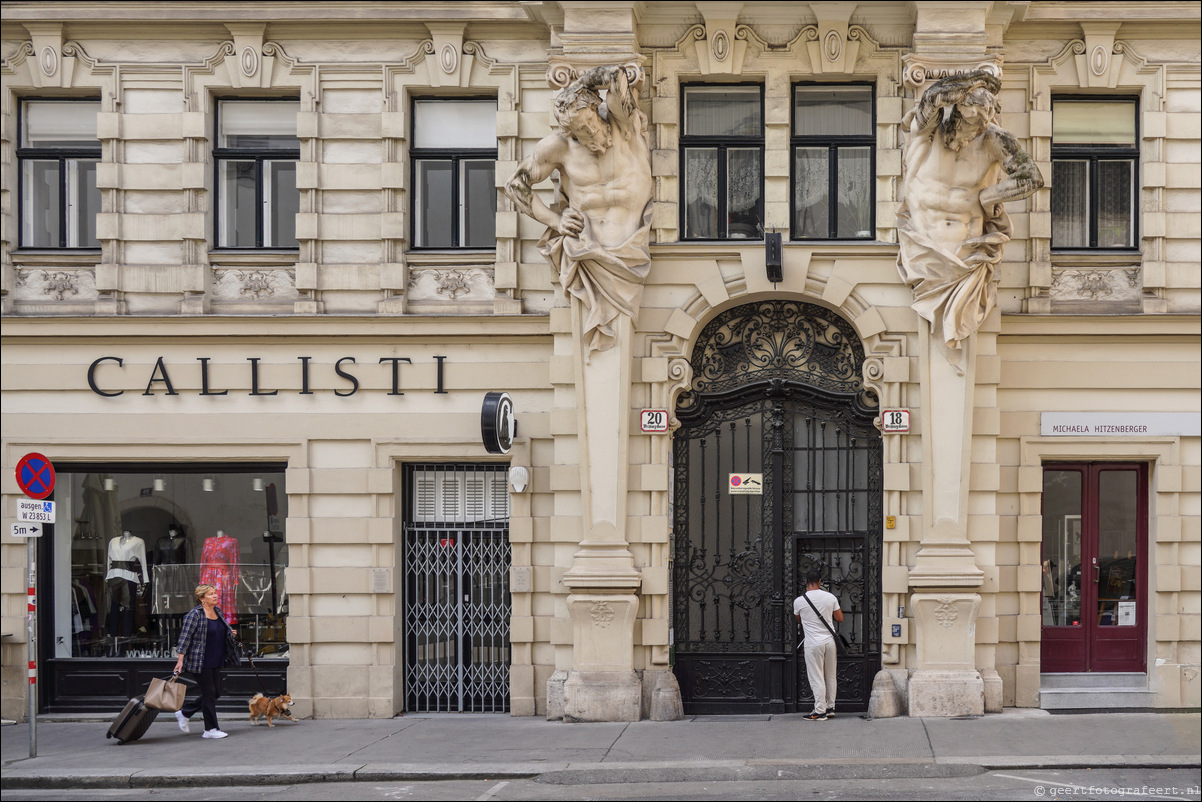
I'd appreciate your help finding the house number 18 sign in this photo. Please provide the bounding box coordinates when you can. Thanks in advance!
[882,409,910,433]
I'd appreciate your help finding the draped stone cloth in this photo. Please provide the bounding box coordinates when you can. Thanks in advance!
[538,200,653,357]
[897,112,1012,352]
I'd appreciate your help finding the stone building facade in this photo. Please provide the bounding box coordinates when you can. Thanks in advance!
[2,1,1198,721]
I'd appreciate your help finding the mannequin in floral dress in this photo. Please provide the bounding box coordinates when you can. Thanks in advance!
[199,531,240,626]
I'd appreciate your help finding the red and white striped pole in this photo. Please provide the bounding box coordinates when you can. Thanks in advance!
[27,548,37,757]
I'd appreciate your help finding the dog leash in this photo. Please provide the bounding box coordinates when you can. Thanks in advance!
[237,639,272,695]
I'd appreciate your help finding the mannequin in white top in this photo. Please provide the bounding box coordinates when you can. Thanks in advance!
[103,530,148,639]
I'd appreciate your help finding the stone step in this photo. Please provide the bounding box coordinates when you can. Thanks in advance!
[1039,672,1147,690]
[1039,686,1158,710]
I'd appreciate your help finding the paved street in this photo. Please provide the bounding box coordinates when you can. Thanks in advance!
[3,709,1199,800]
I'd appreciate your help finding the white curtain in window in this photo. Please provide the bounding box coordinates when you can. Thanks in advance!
[414,100,496,149]
[1051,160,1089,248]
[1053,102,1135,145]
[220,101,299,146]
[23,101,100,147]
[793,87,872,136]
[684,89,760,137]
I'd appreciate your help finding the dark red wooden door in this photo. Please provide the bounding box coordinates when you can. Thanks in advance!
[1040,463,1147,674]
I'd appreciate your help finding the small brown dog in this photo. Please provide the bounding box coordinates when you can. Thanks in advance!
[248,692,299,727]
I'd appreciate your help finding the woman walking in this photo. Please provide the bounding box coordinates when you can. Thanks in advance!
[173,584,240,739]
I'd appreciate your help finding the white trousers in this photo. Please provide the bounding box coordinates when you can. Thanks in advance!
[803,639,838,714]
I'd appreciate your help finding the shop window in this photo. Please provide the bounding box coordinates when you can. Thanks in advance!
[411,98,497,249]
[791,84,874,240]
[52,466,289,661]
[1051,99,1138,250]
[18,99,102,248]
[680,85,764,240]
[215,99,300,248]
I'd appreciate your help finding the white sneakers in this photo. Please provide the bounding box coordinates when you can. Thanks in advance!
[177,711,227,739]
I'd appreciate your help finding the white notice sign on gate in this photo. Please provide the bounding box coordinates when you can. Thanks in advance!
[729,474,763,495]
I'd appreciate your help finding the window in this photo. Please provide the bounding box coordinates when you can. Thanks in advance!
[1051,99,1138,249]
[51,465,289,662]
[215,99,300,248]
[791,85,874,240]
[681,86,763,240]
[18,99,102,248]
[411,99,497,249]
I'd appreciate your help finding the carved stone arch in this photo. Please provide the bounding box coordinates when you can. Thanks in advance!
[650,281,906,432]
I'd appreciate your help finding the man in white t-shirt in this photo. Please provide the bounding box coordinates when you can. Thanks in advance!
[793,570,843,721]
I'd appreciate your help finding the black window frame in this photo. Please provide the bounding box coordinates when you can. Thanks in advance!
[789,82,876,241]
[679,83,765,242]
[409,96,498,251]
[212,97,301,251]
[16,97,103,250]
[1051,96,1140,252]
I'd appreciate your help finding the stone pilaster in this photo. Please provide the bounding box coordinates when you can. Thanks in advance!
[560,311,644,721]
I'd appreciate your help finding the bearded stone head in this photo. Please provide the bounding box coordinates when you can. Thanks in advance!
[938,75,1001,151]
[554,83,612,154]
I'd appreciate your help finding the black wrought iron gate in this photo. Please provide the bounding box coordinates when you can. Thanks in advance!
[403,464,511,712]
[672,301,882,714]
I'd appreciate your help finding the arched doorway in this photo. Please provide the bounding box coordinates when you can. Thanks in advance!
[672,300,882,714]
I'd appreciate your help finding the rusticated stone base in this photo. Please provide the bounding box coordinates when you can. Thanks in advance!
[563,670,642,723]
[908,669,984,717]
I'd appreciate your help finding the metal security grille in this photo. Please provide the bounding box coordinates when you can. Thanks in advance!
[403,464,511,713]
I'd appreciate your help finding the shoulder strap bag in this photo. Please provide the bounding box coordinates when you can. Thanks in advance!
[801,591,850,657]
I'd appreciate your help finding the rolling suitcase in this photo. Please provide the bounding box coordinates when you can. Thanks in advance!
[106,694,159,744]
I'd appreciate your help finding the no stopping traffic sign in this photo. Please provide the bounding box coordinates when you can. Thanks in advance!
[16,453,56,500]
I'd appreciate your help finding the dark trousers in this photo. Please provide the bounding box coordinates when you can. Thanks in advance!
[181,668,222,731]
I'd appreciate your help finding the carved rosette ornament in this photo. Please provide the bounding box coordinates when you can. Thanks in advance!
[934,596,959,628]
[590,602,615,629]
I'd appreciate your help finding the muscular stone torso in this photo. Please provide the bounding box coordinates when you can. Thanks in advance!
[559,133,652,247]
[905,126,1001,254]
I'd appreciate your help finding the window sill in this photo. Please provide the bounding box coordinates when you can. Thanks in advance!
[208,250,299,268]
[406,250,497,267]
[12,250,102,268]
[1051,251,1141,267]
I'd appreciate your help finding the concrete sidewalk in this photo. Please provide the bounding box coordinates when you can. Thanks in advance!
[2,709,1199,789]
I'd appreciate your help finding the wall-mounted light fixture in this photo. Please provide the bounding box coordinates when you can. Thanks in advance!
[252,478,264,492]
[103,478,117,492]
[153,478,166,492]
[509,466,529,493]
[765,231,783,284]
[202,478,216,492]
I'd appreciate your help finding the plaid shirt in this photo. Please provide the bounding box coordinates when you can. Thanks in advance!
[176,605,240,673]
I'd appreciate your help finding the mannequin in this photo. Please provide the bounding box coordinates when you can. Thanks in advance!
[154,524,188,566]
[103,530,148,639]
[152,525,192,651]
[200,529,240,625]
